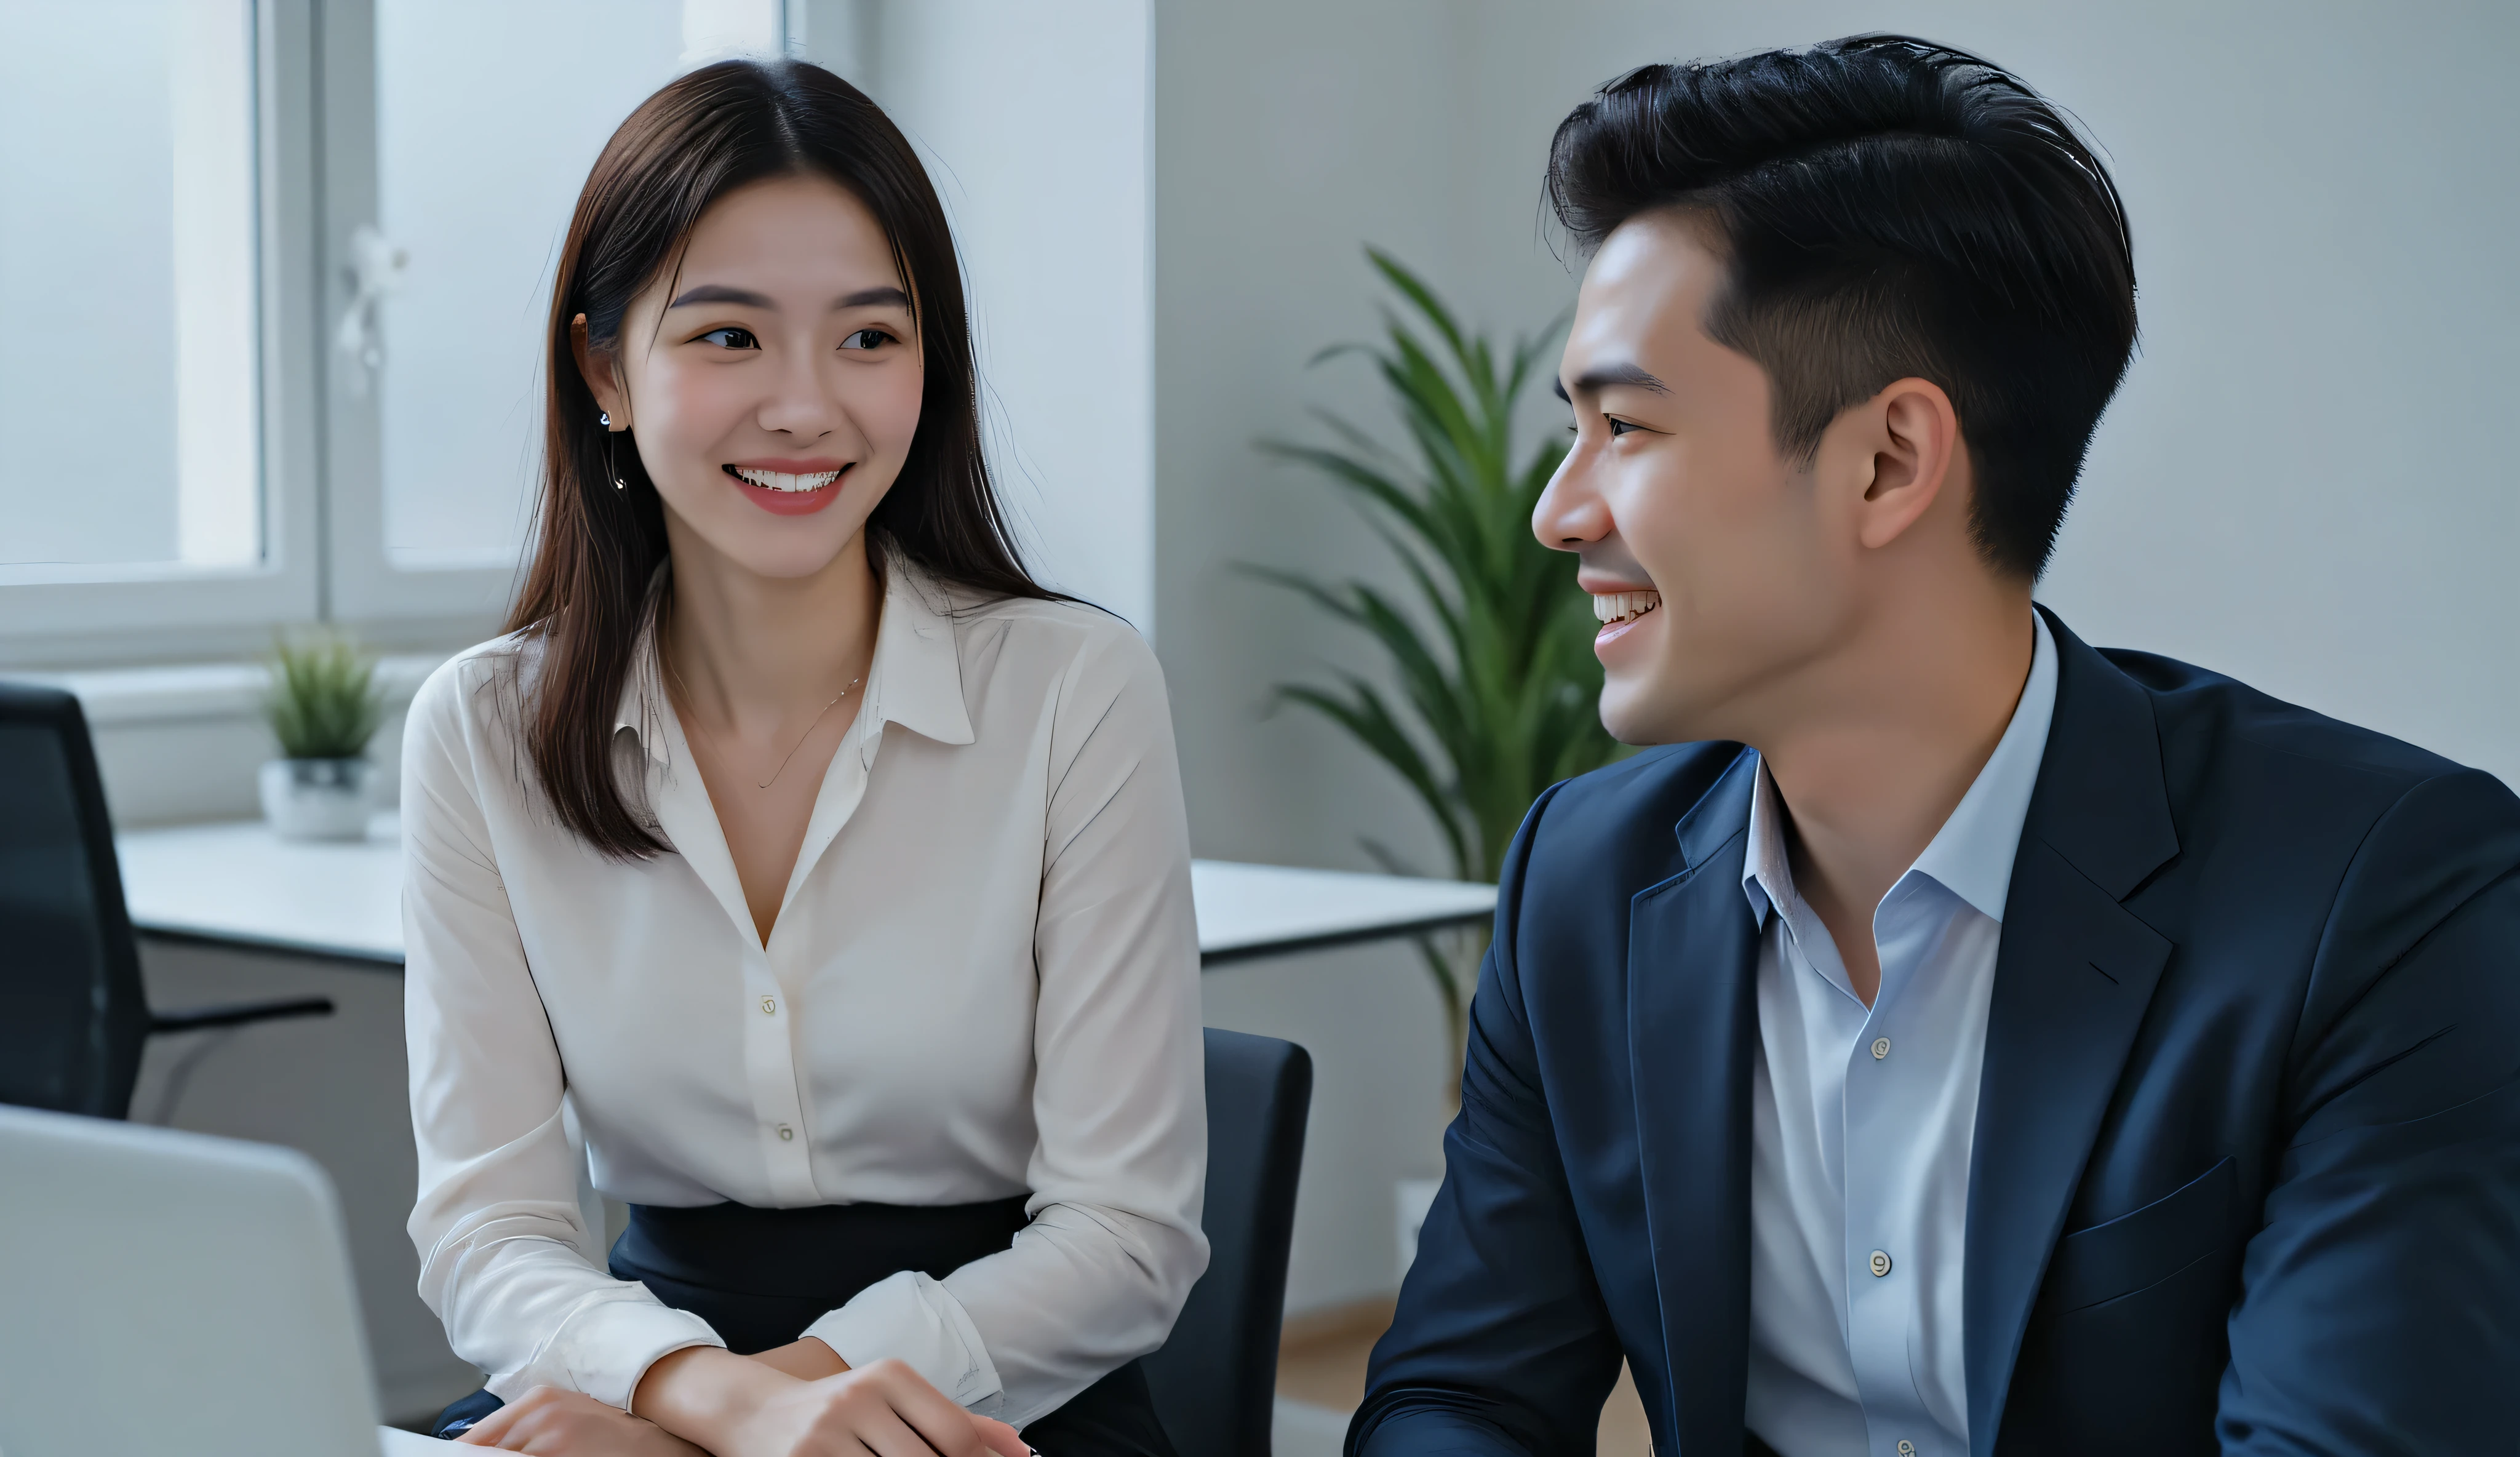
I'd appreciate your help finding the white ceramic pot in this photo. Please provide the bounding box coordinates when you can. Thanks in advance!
[259,757,373,841]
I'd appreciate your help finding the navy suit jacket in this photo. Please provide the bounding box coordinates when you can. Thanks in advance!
[1353,612,2520,1456]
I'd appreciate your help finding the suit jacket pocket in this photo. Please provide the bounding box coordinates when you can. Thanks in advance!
[2044,1156,2238,1314]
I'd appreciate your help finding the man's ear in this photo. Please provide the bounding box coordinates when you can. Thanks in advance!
[571,313,631,431]
[1822,375,1961,553]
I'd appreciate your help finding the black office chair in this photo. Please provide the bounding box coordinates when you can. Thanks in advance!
[1144,1027,1315,1457]
[0,682,333,1119]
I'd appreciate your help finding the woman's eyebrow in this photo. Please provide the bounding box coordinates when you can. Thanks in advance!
[833,285,910,311]
[664,284,911,311]
[667,283,773,309]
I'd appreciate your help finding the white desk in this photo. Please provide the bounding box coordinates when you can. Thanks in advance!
[381,1428,450,1452]
[115,816,1497,968]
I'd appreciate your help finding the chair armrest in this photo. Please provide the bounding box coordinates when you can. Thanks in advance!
[149,996,336,1035]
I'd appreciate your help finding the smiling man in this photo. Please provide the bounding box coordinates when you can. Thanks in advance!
[1350,35,2520,1457]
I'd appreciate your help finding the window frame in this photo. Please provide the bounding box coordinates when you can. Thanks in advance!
[0,0,325,669]
[312,0,524,639]
[1,0,843,671]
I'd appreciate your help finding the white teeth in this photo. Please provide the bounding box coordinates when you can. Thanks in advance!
[732,466,842,493]
[1592,590,1662,626]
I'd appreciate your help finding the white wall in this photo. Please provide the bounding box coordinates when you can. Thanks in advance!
[1154,2,1507,876]
[1152,1,1526,1314]
[866,0,1158,630]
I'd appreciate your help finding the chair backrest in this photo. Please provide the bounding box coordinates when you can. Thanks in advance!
[1144,1027,1314,1457]
[0,683,151,1117]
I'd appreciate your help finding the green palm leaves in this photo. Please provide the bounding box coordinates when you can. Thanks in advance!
[1254,250,1624,1032]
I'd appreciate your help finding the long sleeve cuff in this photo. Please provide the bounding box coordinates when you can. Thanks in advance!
[802,1270,1005,1415]
[490,1289,726,1411]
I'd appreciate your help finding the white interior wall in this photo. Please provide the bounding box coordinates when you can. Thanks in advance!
[1154,2,1502,876]
[861,0,1157,629]
[1152,1,1519,1315]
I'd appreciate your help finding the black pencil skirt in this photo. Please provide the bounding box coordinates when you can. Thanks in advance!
[431,1196,1176,1457]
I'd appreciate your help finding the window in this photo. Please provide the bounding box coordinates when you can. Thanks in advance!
[324,0,803,628]
[370,1,694,570]
[0,0,808,665]
[0,0,301,660]
[0,0,261,580]
[329,0,791,623]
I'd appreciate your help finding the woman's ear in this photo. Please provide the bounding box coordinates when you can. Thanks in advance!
[571,313,631,430]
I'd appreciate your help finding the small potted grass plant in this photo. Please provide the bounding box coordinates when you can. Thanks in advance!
[259,631,385,841]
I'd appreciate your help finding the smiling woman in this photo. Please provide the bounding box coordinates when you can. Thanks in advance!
[517,63,1044,860]
[401,59,1204,1457]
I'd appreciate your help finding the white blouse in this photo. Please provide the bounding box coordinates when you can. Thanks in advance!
[400,559,1208,1427]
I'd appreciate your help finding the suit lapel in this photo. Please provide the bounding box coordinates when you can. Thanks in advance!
[1629,749,1762,1457]
[1963,611,2180,1454]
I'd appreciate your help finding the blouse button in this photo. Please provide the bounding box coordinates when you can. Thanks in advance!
[760,996,778,1015]
[776,1124,794,1141]
[1869,1250,1893,1278]
[1871,1037,1891,1060]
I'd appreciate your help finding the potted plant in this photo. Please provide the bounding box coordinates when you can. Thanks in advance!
[1253,252,1629,1271]
[259,631,385,841]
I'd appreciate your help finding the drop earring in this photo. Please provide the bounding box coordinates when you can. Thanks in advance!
[599,410,625,491]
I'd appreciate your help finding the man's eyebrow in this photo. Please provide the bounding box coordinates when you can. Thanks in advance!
[1563,362,1672,397]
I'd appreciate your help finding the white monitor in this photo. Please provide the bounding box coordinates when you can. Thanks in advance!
[0,1103,396,1456]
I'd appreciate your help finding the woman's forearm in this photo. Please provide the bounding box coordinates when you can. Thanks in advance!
[748,1337,849,1382]
[633,1345,797,1450]
[633,1344,1018,1457]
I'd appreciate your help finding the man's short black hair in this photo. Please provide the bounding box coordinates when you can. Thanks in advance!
[1547,35,2137,579]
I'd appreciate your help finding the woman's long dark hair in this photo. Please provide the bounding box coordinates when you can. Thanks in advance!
[506,59,1051,858]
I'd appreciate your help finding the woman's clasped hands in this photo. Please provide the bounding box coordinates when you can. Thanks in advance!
[455,1344,1032,1457]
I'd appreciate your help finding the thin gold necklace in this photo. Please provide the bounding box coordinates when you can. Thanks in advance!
[663,628,864,791]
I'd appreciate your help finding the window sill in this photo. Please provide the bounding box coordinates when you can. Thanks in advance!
[4,653,454,829]
[10,653,448,727]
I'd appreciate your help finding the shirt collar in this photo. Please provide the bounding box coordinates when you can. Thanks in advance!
[861,551,977,749]
[1741,764,1793,930]
[612,549,977,765]
[1740,610,2059,928]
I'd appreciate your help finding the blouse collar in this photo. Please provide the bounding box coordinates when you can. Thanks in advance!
[612,546,976,766]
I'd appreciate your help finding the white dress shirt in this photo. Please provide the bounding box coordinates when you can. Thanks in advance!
[1741,613,2057,1457]
[401,557,1208,1426]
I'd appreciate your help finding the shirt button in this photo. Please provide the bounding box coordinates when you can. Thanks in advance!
[1869,1250,1892,1278]
[760,996,778,1015]
[1871,1037,1891,1060]
[1898,1443,1915,1456]
[776,1124,794,1141]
